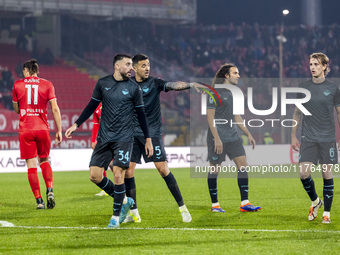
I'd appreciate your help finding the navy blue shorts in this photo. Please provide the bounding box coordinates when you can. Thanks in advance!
[207,138,245,165]
[299,141,338,165]
[131,136,167,164]
[90,140,133,169]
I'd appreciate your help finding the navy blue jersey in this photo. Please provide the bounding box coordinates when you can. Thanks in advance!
[92,75,144,142]
[207,88,239,143]
[132,76,168,137]
[297,79,340,142]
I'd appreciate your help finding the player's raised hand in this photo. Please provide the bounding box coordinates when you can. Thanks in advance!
[145,138,154,158]
[55,131,62,146]
[248,134,256,150]
[65,123,78,139]
[291,136,300,151]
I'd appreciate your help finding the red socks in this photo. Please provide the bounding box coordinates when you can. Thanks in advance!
[28,168,41,199]
[40,162,53,189]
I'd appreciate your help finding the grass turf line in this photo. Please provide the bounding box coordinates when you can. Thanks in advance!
[0,168,339,254]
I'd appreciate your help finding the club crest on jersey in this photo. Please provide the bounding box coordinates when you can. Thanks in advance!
[122,89,129,95]
[142,87,150,93]
[323,90,330,96]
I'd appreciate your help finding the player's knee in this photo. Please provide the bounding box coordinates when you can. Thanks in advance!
[299,171,310,180]
[114,175,124,185]
[157,166,169,177]
[323,171,333,180]
[125,168,135,178]
[89,173,101,184]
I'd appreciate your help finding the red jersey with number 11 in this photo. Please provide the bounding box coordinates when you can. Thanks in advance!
[12,76,56,132]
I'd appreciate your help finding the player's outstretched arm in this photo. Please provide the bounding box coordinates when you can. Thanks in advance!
[65,123,77,139]
[291,107,302,151]
[65,98,100,139]
[235,115,255,150]
[165,82,204,93]
[50,99,62,145]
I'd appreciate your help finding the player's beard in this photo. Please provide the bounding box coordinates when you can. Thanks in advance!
[121,71,131,80]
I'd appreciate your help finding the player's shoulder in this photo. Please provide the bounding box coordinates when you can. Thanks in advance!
[38,77,54,87]
[213,87,226,94]
[95,75,114,90]
[126,78,141,90]
[152,76,167,83]
[98,74,113,83]
[13,78,25,87]
[298,79,313,87]
[325,79,339,88]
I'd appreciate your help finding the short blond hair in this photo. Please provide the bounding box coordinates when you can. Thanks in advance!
[309,52,330,76]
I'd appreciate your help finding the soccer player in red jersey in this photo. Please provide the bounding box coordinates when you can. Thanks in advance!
[12,59,62,209]
[91,103,102,150]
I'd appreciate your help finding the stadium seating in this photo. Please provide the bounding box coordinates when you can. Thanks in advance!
[0,43,96,110]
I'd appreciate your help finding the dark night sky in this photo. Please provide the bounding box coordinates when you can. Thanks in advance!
[197,0,340,26]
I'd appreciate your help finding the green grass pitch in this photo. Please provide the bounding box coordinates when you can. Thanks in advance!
[0,168,339,254]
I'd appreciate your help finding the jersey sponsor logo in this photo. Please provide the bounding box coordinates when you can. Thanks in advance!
[20,109,26,117]
[122,89,129,95]
[142,87,150,93]
[323,90,330,96]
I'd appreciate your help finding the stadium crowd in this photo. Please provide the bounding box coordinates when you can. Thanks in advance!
[69,20,340,79]
[0,65,14,110]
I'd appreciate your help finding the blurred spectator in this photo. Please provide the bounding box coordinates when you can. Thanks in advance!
[31,41,40,60]
[175,91,190,117]
[263,132,274,144]
[41,48,54,65]
[241,134,249,145]
[16,30,28,51]
[15,62,24,78]
[2,67,14,90]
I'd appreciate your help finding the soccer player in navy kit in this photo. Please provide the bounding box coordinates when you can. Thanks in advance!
[291,52,340,224]
[206,63,261,213]
[123,54,203,223]
[65,54,153,228]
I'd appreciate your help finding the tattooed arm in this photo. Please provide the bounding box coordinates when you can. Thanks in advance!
[165,81,193,91]
[165,82,206,93]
